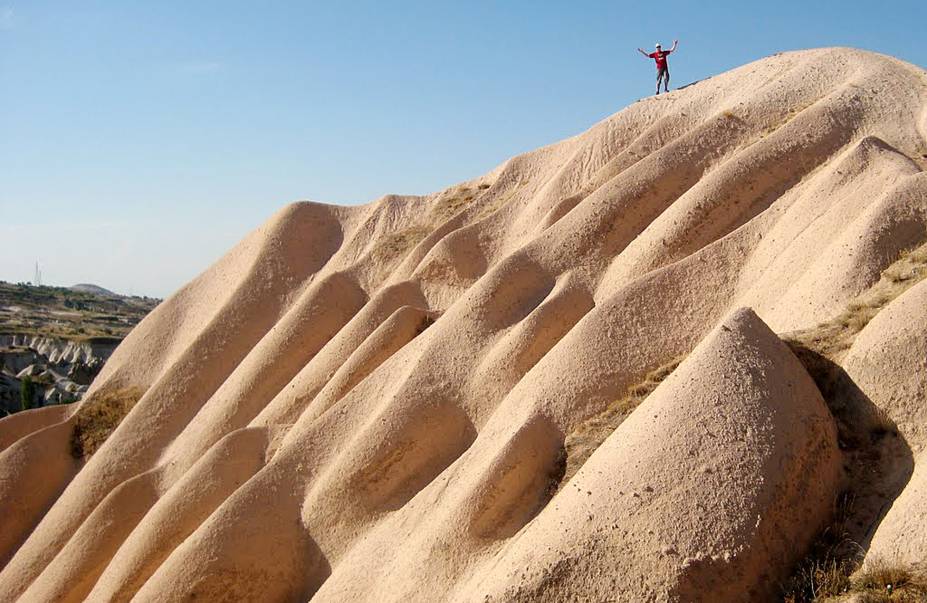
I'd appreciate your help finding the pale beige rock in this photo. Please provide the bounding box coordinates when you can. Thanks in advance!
[865,454,927,568]
[0,47,925,602]
[0,405,71,454]
[845,280,927,567]
[846,279,927,452]
[454,308,840,602]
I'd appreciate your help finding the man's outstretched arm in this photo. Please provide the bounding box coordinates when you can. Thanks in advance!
[637,48,650,57]
[670,39,679,52]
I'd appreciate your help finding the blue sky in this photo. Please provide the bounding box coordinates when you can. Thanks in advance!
[2,1,925,298]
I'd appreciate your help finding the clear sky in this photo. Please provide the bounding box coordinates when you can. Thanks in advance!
[2,1,925,298]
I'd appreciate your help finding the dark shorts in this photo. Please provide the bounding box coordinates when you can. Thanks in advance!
[656,66,669,82]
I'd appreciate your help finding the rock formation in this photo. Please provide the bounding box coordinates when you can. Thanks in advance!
[1,48,926,602]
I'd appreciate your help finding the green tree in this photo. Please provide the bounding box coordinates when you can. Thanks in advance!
[20,376,35,412]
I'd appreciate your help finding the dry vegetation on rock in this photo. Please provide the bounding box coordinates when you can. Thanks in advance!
[786,557,927,603]
[558,356,684,490]
[70,388,144,459]
[849,560,927,602]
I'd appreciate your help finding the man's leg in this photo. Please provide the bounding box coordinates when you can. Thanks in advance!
[656,69,663,95]
[664,69,670,92]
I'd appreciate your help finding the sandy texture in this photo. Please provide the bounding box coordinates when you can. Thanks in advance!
[1,47,926,601]
[846,279,927,453]
[455,308,841,602]
[865,457,927,569]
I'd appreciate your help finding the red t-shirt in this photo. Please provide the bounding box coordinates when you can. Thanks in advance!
[648,50,671,70]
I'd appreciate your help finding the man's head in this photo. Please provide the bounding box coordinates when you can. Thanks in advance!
[655,43,662,51]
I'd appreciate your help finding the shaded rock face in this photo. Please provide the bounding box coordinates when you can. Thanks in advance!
[0,374,23,414]
[844,280,927,567]
[0,48,926,602]
[66,361,100,386]
[0,350,36,376]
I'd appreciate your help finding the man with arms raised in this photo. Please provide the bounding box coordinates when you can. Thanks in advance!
[638,40,678,95]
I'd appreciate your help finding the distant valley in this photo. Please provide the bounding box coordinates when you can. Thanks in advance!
[0,281,160,415]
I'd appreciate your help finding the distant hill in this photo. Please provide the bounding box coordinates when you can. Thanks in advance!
[70,283,118,297]
[0,281,160,340]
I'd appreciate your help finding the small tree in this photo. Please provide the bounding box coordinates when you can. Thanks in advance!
[20,376,35,411]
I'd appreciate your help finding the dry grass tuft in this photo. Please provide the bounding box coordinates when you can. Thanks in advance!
[850,559,927,602]
[431,195,472,222]
[367,180,501,272]
[430,183,490,223]
[784,558,856,602]
[786,557,927,602]
[370,226,431,263]
[787,241,927,361]
[556,356,685,491]
[781,492,861,601]
[71,387,144,459]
